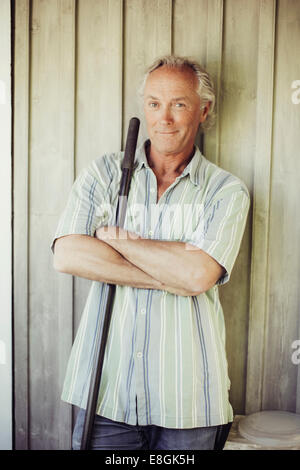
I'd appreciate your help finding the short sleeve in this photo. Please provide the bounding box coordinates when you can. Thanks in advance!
[187,185,250,285]
[50,163,108,253]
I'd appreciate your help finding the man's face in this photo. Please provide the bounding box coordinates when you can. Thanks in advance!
[143,66,209,157]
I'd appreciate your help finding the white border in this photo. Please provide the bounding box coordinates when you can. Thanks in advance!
[0,0,12,450]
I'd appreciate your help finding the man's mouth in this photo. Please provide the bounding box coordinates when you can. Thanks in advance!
[156,131,178,135]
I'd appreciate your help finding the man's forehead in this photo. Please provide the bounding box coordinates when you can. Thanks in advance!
[144,66,198,93]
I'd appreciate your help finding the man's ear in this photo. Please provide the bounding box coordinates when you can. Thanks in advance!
[199,101,211,123]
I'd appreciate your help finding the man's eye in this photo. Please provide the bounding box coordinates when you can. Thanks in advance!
[149,102,158,108]
[175,103,185,108]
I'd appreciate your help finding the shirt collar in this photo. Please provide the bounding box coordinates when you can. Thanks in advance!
[134,140,203,186]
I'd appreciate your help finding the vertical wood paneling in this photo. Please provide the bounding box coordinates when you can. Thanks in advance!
[124,0,172,146]
[262,0,300,412]
[76,0,123,175]
[13,0,30,450]
[204,0,223,167]
[173,0,208,62]
[29,0,75,449]
[218,0,259,414]
[245,0,276,415]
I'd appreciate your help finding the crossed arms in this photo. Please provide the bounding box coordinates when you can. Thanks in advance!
[53,227,225,297]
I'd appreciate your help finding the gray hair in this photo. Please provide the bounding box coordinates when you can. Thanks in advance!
[139,55,216,132]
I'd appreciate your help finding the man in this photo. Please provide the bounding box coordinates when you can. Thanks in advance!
[52,55,250,450]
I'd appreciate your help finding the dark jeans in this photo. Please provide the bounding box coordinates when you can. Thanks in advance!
[72,409,229,450]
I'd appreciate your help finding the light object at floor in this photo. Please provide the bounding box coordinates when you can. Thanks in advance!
[238,411,300,448]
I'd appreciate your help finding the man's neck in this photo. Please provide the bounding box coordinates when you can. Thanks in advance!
[145,142,195,178]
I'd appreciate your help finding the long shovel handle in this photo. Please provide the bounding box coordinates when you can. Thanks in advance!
[80,117,140,450]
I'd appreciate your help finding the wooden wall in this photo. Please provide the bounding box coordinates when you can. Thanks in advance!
[13,0,300,449]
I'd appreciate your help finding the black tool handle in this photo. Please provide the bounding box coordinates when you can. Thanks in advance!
[80,117,140,450]
[122,117,140,170]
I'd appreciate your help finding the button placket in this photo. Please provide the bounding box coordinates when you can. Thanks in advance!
[134,292,148,424]
[146,172,157,240]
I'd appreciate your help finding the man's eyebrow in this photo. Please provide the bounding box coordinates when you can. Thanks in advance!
[145,95,190,101]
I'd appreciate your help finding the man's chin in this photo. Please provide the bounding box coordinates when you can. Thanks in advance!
[151,141,182,156]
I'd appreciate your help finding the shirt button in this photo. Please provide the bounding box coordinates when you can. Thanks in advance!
[137,352,143,358]
[148,230,153,237]
[141,308,146,315]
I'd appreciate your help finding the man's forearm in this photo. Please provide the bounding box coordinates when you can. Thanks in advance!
[96,227,224,294]
[98,233,196,291]
[53,234,163,289]
[53,234,193,295]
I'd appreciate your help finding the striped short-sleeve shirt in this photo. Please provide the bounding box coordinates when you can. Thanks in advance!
[51,141,250,428]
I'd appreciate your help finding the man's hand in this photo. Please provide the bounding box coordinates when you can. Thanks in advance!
[96,226,199,296]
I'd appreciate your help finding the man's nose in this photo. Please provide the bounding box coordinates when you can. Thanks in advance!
[159,105,173,124]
